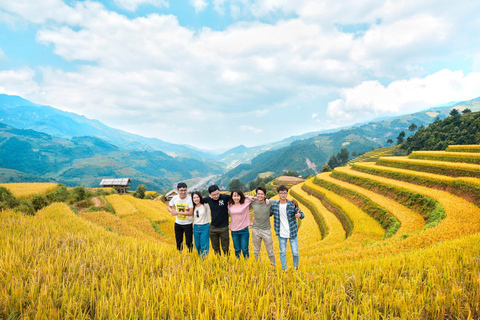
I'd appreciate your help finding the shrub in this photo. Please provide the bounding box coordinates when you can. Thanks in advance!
[134,184,147,199]
[0,186,19,209]
[72,186,87,202]
[31,194,48,211]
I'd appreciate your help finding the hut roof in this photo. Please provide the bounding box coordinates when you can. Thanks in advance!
[100,178,131,186]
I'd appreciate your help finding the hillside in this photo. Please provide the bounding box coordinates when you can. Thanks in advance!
[400,109,480,153]
[0,124,223,191]
[1,143,480,318]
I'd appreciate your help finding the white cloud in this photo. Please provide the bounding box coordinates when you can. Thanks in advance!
[2,0,480,148]
[0,68,39,96]
[114,0,168,11]
[0,0,80,24]
[327,69,480,122]
[239,125,263,133]
[190,0,208,13]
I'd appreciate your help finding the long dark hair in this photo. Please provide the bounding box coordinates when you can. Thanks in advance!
[228,189,245,205]
[191,191,205,206]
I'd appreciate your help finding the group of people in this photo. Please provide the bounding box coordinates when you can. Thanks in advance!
[167,183,304,271]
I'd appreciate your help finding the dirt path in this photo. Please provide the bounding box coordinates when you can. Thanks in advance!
[92,197,101,207]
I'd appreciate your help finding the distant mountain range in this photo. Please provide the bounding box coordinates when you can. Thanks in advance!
[1,93,479,191]
[0,94,215,160]
[0,123,223,191]
[217,98,480,185]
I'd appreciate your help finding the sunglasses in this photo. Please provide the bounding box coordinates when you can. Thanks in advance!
[196,210,199,218]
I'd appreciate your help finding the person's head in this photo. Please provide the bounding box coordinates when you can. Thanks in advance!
[208,185,220,200]
[192,191,204,206]
[229,189,245,205]
[277,185,288,200]
[256,186,267,202]
[177,182,188,199]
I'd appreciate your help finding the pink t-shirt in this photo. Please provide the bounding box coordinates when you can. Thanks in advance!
[228,198,253,232]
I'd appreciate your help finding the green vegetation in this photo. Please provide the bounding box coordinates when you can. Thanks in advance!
[134,184,147,199]
[401,110,480,153]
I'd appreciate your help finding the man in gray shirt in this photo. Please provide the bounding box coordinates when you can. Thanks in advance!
[250,186,276,266]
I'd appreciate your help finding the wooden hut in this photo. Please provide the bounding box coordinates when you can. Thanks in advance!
[100,178,132,194]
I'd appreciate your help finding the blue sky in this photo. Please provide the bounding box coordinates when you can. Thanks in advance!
[1,0,480,150]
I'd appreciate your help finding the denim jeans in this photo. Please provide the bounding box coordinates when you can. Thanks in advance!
[278,236,299,270]
[231,226,250,258]
[194,223,210,257]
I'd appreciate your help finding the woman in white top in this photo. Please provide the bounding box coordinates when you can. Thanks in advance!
[192,191,212,257]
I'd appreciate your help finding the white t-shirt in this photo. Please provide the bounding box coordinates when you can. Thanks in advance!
[279,203,290,238]
[169,195,194,225]
[193,203,211,225]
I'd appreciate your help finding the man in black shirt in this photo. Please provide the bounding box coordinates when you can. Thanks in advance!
[204,185,230,255]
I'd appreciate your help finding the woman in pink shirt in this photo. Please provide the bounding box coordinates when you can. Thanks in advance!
[228,189,253,258]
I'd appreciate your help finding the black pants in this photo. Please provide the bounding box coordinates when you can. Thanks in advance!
[209,226,229,255]
[174,223,193,252]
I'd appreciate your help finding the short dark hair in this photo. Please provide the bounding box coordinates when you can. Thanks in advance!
[208,185,220,194]
[256,186,267,195]
[228,189,245,205]
[191,191,204,205]
[276,185,288,193]
[177,182,187,190]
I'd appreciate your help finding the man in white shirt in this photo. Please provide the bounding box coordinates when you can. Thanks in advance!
[270,185,304,270]
[168,182,194,251]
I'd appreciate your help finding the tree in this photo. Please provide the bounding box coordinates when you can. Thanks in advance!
[31,194,48,211]
[266,191,276,199]
[284,170,299,177]
[387,138,394,145]
[72,186,87,202]
[408,123,418,132]
[337,148,350,164]
[321,165,332,172]
[134,184,147,199]
[450,108,460,117]
[327,155,340,169]
[228,179,245,192]
[396,131,406,145]
[463,108,472,114]
[351,151,357,157]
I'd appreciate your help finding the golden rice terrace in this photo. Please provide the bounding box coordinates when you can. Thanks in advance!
[1,144,480,319]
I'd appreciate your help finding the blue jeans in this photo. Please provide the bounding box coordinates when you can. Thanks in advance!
[194,223,210,257]
[278,236,299,270]
[231,227,250,258]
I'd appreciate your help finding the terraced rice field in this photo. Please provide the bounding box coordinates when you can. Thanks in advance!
[0,182,58,199]
[1,144,480,318]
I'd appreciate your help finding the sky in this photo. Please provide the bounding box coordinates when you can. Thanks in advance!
[1,0,480,150]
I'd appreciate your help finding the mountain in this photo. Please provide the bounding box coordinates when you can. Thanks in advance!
[0,123,223,191]
[217,97,480,186]
[0,94,216,160]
